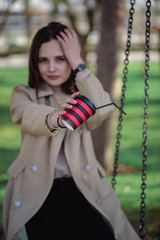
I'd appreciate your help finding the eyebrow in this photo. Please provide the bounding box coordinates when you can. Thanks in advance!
[57,55,66,58]
[38,55,66,58]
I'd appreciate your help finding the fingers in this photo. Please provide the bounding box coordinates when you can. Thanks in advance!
[62,91,80,111]
[56,31,68,42]
[57,110,67,117]
[56,27,82,69]
[56,27,78,46]
[64,27,78,39]
[54,91,80,128]
[56,30,70,45]
[62,98,77,111]
[71,91,80,99]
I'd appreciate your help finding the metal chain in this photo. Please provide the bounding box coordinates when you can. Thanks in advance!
[139,0,151,239]
[111,0,136,189]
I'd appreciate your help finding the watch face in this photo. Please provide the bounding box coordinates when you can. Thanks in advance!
[79,64,86,70]
[74,64,86,74]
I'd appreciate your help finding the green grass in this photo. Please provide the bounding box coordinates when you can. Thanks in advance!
[0,63,160,239]
[108,62,160,239]
[0,68,28,225]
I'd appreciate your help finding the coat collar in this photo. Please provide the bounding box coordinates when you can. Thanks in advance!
[29,82,53,100]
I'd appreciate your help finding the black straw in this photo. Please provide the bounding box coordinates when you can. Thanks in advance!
[96,103,127,115]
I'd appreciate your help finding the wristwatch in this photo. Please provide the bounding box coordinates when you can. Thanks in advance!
[73,64,86,75]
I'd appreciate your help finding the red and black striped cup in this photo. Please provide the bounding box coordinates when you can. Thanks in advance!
[61,95,96,131]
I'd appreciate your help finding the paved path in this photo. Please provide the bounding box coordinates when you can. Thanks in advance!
[0,54,29,68]
[0,51,159,68]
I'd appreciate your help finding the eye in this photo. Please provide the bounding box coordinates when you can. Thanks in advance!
[56,56,67,62]
[38,57,48,63]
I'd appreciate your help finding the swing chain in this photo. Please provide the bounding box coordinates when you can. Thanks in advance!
[111,0,136,189]
[139,0,151,239]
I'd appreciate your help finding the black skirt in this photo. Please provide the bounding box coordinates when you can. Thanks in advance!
[26,177,116,240]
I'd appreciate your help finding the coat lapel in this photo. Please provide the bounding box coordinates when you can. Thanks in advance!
[28,82,53,101]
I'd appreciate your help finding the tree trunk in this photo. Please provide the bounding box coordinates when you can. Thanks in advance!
[92,0,121,172]
[24,0,31,50]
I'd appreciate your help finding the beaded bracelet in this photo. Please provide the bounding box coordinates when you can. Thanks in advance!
[57,115,66,128]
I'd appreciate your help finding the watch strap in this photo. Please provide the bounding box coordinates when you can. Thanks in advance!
[74,64,86,75]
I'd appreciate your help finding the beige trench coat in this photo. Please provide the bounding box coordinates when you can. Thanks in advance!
[2,73,140,240]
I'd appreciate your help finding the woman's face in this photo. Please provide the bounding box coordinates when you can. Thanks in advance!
[38,40,72,92]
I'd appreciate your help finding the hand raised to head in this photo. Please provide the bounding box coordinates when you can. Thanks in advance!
[56,28,84,70]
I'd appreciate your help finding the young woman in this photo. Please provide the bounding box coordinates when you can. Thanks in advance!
[2,22,140,240]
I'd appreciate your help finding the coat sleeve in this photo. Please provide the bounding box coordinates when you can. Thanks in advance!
[10,84,60,136]
[76,73,115,131]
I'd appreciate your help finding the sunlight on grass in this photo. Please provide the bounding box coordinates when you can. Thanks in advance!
[0,125,21,148]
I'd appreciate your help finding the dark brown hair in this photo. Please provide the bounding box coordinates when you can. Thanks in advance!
[28,22,78,98]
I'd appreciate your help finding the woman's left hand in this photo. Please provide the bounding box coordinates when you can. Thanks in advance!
[56,91,80,128]
[49,92,80,128]
[56,28,84,70]
[61,91,80,113]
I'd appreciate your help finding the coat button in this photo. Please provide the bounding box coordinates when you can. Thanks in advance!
[85,165,91,171]
[32,165,38,172]
[96,199,101,205]
[79,129,83,134]
[14,201,21,207]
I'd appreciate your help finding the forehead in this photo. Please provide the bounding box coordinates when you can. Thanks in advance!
[39,40,64,57]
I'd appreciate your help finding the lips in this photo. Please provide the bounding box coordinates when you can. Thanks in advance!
[48,75,59,80]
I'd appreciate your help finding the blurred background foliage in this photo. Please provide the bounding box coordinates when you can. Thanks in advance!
[0,0,160,239]
[0,0,159,57]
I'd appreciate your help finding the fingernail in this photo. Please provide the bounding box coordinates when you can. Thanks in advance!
[74,100,77,104]
[69,105,73,108]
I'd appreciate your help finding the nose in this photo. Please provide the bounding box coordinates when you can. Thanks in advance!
[48,61,56,72]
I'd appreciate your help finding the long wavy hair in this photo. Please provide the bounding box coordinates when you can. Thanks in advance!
[28,22,78,98]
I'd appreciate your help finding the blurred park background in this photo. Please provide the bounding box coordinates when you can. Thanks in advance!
[0,0,160,239]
